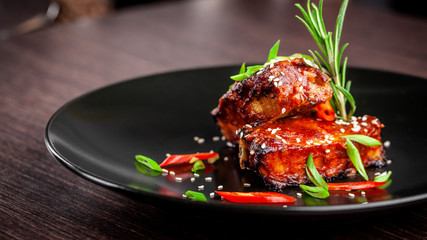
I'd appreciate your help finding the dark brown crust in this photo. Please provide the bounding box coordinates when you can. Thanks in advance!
[211,58,333,144]
[238,114,386,190]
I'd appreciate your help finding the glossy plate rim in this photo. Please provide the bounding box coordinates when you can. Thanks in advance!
[44,65,427,216]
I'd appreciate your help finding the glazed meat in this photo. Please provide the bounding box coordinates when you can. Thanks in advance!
[238,115,385,190]
[211,58,333,144]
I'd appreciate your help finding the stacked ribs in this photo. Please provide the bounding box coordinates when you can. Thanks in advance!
[211,58,385,189]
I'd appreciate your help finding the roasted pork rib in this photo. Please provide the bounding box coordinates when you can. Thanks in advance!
[238,114,385,190]
[211,58,333,144]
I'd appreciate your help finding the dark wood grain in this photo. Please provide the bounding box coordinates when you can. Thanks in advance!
[1,0,426,239]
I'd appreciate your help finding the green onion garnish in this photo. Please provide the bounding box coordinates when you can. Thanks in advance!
[135,155,162,172]
[185,190,207,202]
[345,138,369,181]
[299,185,330,199]
[295,0,355,121]
[374,171,392,182]
[305,152,328,190]
[341,135,382,146]
[267,40,280,62]
[300,153,330,199]
[191,160,205,173]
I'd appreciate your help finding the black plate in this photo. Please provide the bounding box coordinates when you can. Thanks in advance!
[45,66,427,216]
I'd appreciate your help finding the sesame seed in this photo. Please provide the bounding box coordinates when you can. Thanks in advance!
[261,143,266,149]
[340,128,345,133]
[296,193,302,198]
[217,185,224,190]
[175,177,182,182]
[351,126,361,132]
[282,205,288,208]
[198,185,204,190]
[190,177,195,182]
[162,169,169,173]
[169,171,175,176]
[281,108,286,114]
[182,194,187,199]
[223,156,229,161]
[348,193,355,198]
[221,136,226,141]
[250,150,255,155]
[362,116,368,121]
[296,138,301,143]
[361,122,368,126]
[205,177,212,182]
[325,149,331,153]
[165,153,171,157]
[193,136,200,141]
[362,202,368,205]
[197,138,205,144]
[387,160,392,164]
[243,183,251,187]
[374,172,381,176]
[212,136,220,141]
[210,192,215,198]
[361,191,366,196]
[383,140,391,148]
[364,129,368,133]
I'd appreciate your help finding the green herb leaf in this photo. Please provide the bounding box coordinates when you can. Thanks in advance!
[135,155,162,172]
[191,160,205,173]
[268,40,280,62]
[134,161,162,177]
[374,171,392,182]
[341,135,382,146]
[299,185,330,199]
[305,153,328,190]
[230,72,249,81]
[345,138,369,181]
[239,62,246,74]
[185,190,207,202]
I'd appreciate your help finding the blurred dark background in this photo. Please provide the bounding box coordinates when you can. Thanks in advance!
[0,0,425,41]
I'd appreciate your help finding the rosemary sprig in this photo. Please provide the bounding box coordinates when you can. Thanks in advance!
[295,0,355,121]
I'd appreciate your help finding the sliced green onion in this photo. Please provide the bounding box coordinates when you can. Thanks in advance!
[246,65,264,76]
[230,72,249,81]
[135,155,162,172]
[191,160,205,173]
[341,135,382,146]
[345,138,369,181]
[305,153,328,190]
[185,190,207,202]
[267,40,280,62]
[134,161,162,177]
[374,171,392,182]
[299,185,330,199]
[238,62,246,74]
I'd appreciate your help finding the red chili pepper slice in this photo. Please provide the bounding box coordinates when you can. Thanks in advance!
[159,152,219,167]
[327,181,386,190]
[215,191,296,203]
[315,101,335,121]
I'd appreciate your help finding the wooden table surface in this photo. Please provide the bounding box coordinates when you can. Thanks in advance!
[1,0,426,239]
